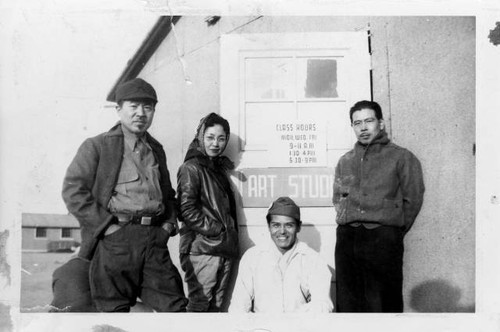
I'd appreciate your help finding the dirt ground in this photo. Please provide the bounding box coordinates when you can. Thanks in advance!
[21,252,73,312]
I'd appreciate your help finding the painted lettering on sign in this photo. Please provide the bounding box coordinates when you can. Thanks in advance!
[236,168,334,207]
[247,174,277,198]
[287,174,334,198]
[269,121,327,167]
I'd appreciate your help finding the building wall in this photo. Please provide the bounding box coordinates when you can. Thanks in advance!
[139,16,475,312]
[377,16,475,313]
[22,227,82,252]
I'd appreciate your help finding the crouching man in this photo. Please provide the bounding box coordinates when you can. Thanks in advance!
[228,197,333,313]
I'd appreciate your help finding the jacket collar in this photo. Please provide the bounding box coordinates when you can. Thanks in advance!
[354,129,390,152]
[263,240,308,256]
[105,122,123,137]
[186,145,235,172]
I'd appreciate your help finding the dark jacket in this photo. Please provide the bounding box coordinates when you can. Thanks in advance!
[177,117,238,258]
[62,123,177,260]
[332,130,425,233]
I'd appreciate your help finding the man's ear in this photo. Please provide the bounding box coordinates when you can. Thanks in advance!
[297,221,302,233]
[379,119,385,131]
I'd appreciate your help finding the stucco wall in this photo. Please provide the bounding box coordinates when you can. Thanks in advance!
[373,16,475,312]
[139,16,475,312]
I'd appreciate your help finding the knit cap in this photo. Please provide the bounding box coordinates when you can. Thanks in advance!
[266,197,301,222]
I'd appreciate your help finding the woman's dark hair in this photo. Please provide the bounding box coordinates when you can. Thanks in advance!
[349,100,383,123]
[203,113,230,136]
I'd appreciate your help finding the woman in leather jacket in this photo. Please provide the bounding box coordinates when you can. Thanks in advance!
[177,113,238,312]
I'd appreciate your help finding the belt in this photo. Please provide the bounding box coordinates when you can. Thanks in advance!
[115,214,163,226]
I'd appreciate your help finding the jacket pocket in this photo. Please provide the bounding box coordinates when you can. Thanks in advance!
[116,169,139,184]
[378,198,404,226]
[198,229,225,247]
[115,167,139,195]
[382,198,403,210]
[201,206,224,236]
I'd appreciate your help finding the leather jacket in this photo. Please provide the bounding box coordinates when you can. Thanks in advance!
[177,156,239,258]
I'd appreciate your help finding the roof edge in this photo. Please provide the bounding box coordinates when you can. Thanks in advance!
[106,16,181,102]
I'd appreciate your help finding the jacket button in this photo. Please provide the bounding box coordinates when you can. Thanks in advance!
[360,210,365,214]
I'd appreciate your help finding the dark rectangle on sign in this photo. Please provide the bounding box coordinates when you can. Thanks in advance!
[236,168,334,207]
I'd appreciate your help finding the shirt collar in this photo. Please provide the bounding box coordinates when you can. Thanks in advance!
[121,124,149,151]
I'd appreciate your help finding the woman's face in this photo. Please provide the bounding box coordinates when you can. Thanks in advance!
[203,124,227,158]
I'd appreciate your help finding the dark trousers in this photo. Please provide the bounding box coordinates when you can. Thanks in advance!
[335,225,404,312]
[90,224,188,312]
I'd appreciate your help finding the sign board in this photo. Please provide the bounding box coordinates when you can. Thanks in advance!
[268,121,327,167]
[234,167,334,207]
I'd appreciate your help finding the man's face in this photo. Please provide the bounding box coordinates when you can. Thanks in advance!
[117,100,155,136]
[351,108,384,145]
[268,215,300,254]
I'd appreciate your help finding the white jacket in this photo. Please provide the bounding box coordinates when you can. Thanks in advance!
[228,240,333,313]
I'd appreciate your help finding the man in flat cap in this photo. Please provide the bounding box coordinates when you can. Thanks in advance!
[61,78,187,312]
[228,197,333,313]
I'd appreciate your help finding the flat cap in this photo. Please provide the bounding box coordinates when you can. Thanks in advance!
[115,78,157,103]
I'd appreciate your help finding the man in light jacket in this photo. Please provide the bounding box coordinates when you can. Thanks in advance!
[229,197,333,313]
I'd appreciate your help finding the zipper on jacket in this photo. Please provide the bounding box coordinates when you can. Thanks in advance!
[359,144,371,215]
[359,146,366,214]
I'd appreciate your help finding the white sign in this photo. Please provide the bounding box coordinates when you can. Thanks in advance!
[268,120,327,167]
